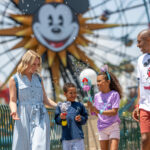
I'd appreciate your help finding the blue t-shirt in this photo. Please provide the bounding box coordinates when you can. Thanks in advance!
[55,101,88,141]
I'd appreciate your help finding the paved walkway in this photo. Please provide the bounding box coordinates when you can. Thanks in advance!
[87,115,101,150]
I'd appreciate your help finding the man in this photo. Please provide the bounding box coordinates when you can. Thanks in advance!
[132,29,150,150]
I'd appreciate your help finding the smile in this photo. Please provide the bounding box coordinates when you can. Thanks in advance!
[43,36,70,48]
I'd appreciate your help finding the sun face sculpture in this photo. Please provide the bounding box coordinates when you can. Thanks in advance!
[0,0,119,100]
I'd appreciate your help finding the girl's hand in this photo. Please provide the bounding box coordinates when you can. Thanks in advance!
[87,101,93,109]
[10,112,20,120]
[60,112,67,120]
[75,115,81,122]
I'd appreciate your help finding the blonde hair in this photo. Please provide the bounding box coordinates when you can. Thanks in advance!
[17,50,42,74]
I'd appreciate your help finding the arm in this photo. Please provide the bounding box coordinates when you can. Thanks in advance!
[75,104,88,125]
[54,106,62,125]
[132,86,140,122]
[9,77,20,120]
[93,107,119,116]
[132,61,140,122]
[41,80,57,108]
[136,86,140,105]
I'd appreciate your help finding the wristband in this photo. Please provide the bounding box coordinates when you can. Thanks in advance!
[134,104,139,109]
[99,110,104,114]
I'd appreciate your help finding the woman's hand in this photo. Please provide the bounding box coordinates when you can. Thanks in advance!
[10,112,20,120]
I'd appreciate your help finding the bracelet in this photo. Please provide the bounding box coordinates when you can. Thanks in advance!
[99,110,104,114]
[134,104,139,109]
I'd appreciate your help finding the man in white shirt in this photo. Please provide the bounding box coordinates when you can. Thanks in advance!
[132,29,150,150]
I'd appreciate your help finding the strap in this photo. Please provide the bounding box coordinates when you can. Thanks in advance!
[37,74,42,83]
[13,74,19,106]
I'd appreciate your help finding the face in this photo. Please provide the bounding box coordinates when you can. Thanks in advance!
[137,34,150,53]
[64,87,77,102]
[97,75,110,92]
[28,57,40,74]
[33,3,79,52]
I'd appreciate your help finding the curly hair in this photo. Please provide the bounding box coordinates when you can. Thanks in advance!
[98,71,123,98]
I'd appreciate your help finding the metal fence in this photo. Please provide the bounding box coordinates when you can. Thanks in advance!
[119,116,141,150]
[0,105,89,150]
[0,105,141,150]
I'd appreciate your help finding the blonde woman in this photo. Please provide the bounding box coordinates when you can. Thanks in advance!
[9,50,57,150]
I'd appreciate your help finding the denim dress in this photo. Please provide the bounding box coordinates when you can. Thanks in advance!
[12,73,50,150]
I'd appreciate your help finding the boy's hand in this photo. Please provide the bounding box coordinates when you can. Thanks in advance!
[75,115,81,122]
[60,112,67,120]
[132,107,140,122]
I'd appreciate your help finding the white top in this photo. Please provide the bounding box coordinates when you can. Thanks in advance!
[137,53,150,111]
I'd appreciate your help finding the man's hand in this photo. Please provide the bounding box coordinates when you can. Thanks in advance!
[132,107,140,122]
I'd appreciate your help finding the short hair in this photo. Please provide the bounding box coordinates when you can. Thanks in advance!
[63,83,76,93]
[138,29,150,39]
[17,50,42,75]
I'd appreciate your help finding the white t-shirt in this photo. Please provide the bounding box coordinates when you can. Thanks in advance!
[137,53,150,111]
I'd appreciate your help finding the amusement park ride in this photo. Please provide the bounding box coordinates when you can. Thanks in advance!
[0,0,150,104]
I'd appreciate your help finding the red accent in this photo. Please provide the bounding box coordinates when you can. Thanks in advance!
[49,41,64,48]
[82,78,88,82]
[62,112,67,116]
[134,104,139,109]
[148,71,150,77]
[144,86,150,90]
[0,88,9,104]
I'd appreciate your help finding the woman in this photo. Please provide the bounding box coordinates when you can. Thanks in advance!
[9,50,57,150]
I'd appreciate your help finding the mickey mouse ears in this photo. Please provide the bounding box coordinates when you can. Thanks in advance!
[64,0,89,14]
[12,0,89,15]
[12,0,45,14]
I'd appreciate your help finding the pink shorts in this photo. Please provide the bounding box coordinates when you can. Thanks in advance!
[98,122,120,140]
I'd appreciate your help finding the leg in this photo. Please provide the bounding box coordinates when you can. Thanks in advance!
[109,138,119,150]
[141,133,150,150]
[62,140,71,150]
[72,139,85,150]
[99,140,109,150]
[140,109,150,150]
[109,122,120,150]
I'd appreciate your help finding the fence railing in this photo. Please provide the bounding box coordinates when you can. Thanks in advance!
[119,116,141,150]
[0,105,89,150]
[0,105,141,150]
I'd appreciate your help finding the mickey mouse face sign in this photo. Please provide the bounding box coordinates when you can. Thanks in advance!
[33,3,79,52]
[0,0,120,100]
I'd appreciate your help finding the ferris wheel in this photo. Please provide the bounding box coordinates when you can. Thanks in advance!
[0,0,149,100]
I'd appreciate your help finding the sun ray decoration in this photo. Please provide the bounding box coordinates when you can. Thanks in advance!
[0,0,122,101]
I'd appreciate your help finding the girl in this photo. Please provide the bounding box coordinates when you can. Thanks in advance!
[89,65,122,150]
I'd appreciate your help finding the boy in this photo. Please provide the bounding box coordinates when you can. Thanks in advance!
[55,83,88,150]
